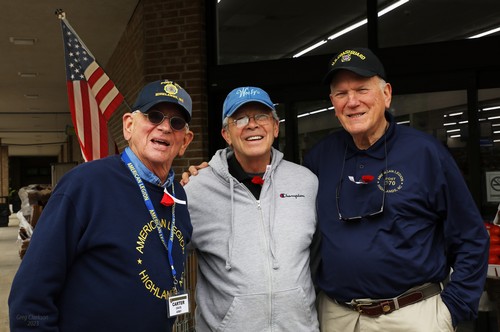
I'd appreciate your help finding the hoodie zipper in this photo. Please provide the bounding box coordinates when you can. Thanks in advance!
[234,176,275,329]
[255,197,274,330]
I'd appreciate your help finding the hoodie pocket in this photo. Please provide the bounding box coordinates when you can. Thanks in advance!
[217,287,317,332]
[217,293,267,331]
[273,287,317,330]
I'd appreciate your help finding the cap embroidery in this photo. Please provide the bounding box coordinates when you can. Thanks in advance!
[331,49,366,66]
[236,87,261,98]
[341,54,351,62]
[163,82,178,95]
[154,81,185,104]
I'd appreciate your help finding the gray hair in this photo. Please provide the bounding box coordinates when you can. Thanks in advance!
[378,77,387,91]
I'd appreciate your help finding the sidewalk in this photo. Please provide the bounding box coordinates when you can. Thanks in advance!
[0,214,21,332]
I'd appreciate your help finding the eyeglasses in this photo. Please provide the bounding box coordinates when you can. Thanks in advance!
[137,110,187,131]
[229,114,273,128]
[335,136,388,221]
[336,173,386,221]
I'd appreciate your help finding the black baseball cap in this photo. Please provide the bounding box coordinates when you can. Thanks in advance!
[323,47,387,84]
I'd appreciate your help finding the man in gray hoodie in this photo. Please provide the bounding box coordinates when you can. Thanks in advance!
[184,86,319,331]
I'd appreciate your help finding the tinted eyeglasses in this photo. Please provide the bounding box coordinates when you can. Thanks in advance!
[137,110,187,131]
[229,114,273,128]
[336,137,388,221]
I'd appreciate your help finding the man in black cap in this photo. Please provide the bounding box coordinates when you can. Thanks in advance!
[9,79,194,331]
[303,48,489,331]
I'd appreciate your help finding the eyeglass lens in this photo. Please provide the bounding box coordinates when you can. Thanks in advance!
[146,111,186,130]
[233,114,271,128]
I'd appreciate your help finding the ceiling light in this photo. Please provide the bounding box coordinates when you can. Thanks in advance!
[378,0,410,17]
[9,37,37,45]
[18,72,38,78]
[446,129,460,133]
[482,105,500,111]
[468,26,500,39]
[309,108,330,115]
[443,122,456,126]
[450,134,461,138]
[327,19,367,41]
[448,112,463,117]
[488,115,500,120]
[296,106,333,118]
[293,40,328,58]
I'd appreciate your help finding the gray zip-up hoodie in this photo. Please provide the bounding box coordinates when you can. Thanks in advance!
[185,147,319,332]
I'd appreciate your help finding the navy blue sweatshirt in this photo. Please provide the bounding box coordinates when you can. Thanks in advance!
[9,155,192,331]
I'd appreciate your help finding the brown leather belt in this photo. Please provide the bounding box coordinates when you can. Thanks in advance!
[339,283,442,317]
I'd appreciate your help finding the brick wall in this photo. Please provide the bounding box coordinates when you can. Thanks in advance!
[106,0,209,178]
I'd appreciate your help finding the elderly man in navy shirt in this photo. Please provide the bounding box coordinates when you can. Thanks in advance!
[304,47,489,331]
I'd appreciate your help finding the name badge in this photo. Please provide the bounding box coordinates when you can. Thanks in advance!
[167,293,190,317]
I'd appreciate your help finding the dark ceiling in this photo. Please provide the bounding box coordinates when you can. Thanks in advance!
[217,0,500,64]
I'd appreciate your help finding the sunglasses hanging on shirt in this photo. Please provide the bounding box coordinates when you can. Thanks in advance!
[336,135,388,221]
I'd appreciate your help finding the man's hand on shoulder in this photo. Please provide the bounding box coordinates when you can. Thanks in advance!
[180,161,209,186]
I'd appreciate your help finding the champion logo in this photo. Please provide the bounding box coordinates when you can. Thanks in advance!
[280,193,305,199]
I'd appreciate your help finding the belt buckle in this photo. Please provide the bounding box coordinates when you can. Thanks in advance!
[349,299,393,315]
[355,303,372,313]
[348,299,373,313]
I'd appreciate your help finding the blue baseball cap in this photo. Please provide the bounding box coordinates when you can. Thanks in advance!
[222,87,275,123]
[132,79,192,122]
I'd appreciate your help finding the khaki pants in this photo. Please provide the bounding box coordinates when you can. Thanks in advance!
[318,291,454,332]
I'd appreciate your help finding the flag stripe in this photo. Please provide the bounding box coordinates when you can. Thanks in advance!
[95,80,115,108]
[79,82,94,161]
[66,82,85,159]
[98,106,109,159]
[88,90,104,160]
[86,63,108,98]
[100,85,123,120]
[84,61,122,120]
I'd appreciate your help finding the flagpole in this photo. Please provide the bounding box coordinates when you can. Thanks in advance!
[56,10,96,60]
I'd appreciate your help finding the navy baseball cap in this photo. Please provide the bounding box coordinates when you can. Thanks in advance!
[323,47,387,84]
[132,79,192,122]
[222,87,275,123]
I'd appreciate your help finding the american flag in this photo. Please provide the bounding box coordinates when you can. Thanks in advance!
[60,18,123,161]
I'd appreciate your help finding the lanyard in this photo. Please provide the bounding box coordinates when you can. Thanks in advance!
[121,152,180,291]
